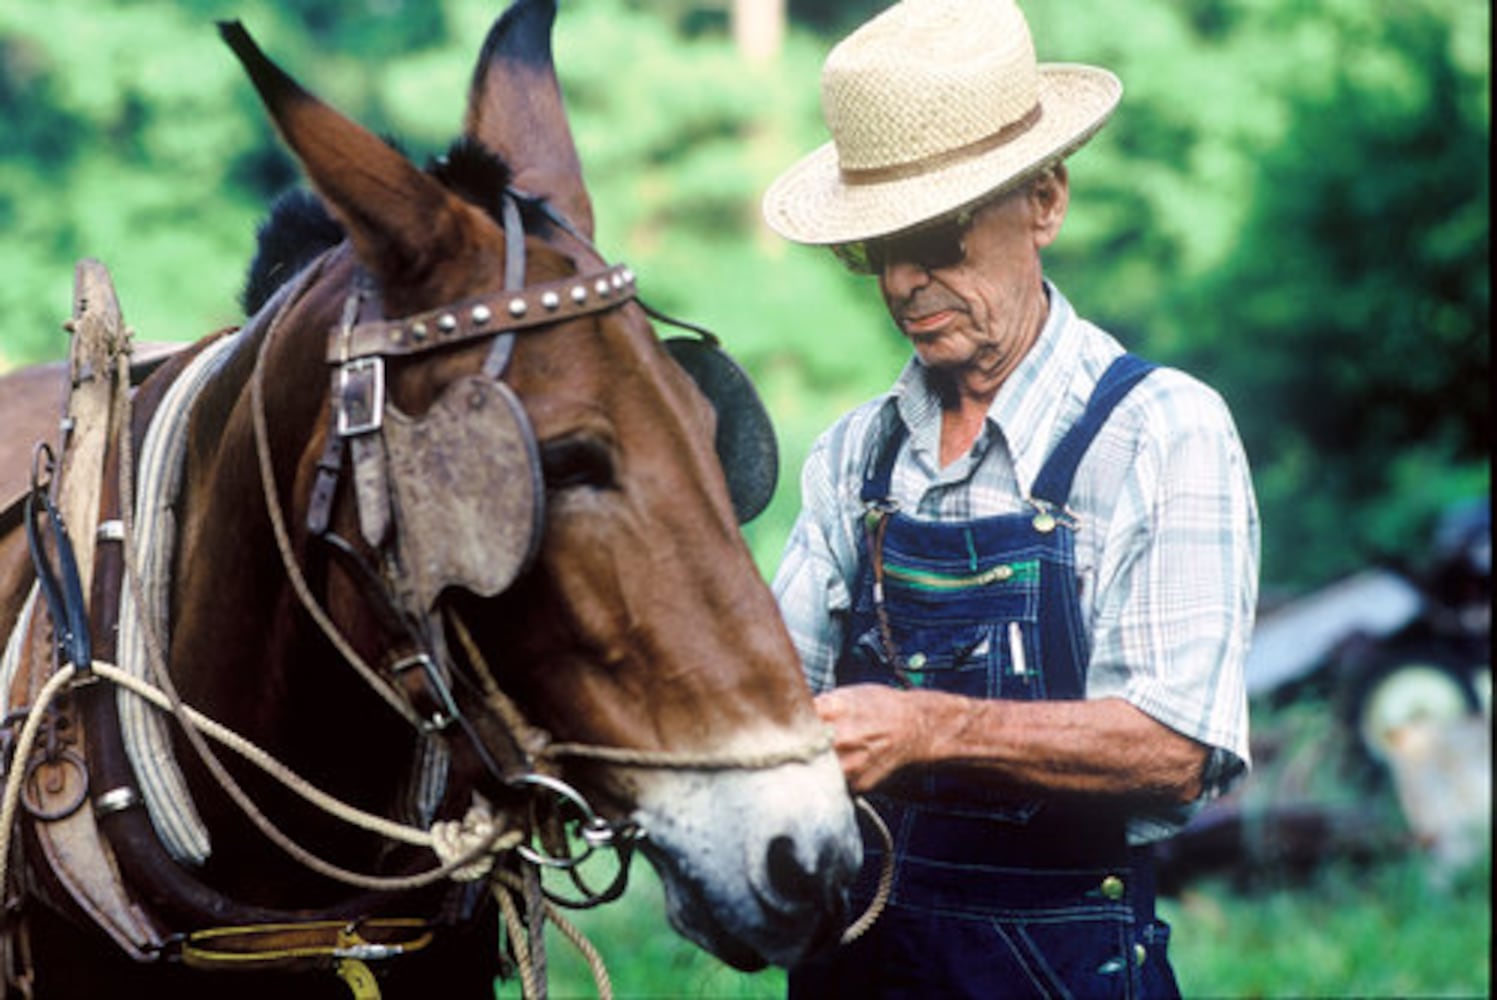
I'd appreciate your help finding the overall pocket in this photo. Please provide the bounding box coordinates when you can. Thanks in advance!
[988,909,1139,1000]
[843,617,1045,822]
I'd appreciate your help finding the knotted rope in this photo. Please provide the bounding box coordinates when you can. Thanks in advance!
[0,658,510,894]
[0,657,612,1000]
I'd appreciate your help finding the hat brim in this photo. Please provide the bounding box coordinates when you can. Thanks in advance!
[762,64,1121,246]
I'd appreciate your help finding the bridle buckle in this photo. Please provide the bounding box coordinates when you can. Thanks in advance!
[390,653,459,733]
[336,357,385,437]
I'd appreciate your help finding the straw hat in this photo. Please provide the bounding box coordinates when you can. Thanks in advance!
[762,0,1121,246]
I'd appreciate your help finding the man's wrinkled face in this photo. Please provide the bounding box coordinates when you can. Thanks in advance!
[851,168,1068,388]
[885,199,1035,370]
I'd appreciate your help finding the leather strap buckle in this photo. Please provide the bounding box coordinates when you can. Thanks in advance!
[390,653,459,733]
[336,357,384,437]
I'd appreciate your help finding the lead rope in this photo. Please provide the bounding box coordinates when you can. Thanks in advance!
[840,799,894,944]
[491,867,612,1000]
[0,660,559,1000]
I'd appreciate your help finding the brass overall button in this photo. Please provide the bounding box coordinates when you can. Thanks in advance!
[1135,943,1148,966]
[1100,874,1125,901]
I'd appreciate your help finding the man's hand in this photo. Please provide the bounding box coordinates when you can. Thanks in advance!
[814,684,941,793]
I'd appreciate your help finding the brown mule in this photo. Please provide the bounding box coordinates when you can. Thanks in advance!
[0,2,858,996]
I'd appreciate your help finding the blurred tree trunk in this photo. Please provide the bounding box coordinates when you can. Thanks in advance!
[733,0,784,63]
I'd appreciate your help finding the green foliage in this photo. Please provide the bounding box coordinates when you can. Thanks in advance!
[0,1,265,358]
[4,0,1484,590]
[1166,0,1491,587]
[1021,0,1490,588]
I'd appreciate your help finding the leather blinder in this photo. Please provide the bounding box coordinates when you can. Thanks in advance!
[381,376,544,615]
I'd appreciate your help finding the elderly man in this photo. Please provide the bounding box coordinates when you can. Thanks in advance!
[761,1,1258,996]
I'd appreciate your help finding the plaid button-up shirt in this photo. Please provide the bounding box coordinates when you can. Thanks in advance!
[772,283,1258,842]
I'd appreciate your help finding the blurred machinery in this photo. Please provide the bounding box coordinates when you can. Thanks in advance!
[1158,497,1491,890]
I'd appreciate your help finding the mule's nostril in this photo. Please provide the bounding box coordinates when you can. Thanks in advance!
[766,835,850,917]
[766,834,817,903]
[765,834,853,960]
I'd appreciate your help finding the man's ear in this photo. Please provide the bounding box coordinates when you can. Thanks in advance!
[1031,163,1069,249]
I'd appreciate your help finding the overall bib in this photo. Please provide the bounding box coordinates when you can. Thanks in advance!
[791,355,1182,1000]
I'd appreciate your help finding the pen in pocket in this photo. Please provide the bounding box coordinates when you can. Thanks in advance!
[1008,621,1027,676]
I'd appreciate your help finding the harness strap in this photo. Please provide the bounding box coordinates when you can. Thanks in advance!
[502,189,528,292]
[480,190,528,379]
[178,918,434,972]
[306,395,347,538]
[331,263,636,363]
[22,448,91,673]
[5,259,169,961]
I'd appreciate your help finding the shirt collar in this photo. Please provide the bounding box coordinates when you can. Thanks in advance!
[885,281,1084,495]
[987,281,1083,498]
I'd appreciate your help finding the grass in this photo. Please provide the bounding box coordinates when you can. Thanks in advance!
[496,847,1490,999]
[497,865,786,999]
[1165,852,1491,998]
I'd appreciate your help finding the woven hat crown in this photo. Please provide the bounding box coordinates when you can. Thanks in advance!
[823,0,1039,175]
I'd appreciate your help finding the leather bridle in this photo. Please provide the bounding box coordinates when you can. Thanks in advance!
[250,187,836,897]
[301,189,637,746]
[249,189,655,893]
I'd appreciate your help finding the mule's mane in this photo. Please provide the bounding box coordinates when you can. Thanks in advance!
[240,137,553,316]
[240,188,344,316]
[428,137,515,213]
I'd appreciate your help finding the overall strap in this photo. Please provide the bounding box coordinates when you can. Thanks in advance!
[1030,353,1155,508]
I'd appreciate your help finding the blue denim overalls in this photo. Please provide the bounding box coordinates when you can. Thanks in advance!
[791,355,1182,999]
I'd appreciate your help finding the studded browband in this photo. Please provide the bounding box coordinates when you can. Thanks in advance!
[326,262,637,363]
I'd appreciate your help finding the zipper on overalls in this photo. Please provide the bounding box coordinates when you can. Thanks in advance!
[881,561,1017,589]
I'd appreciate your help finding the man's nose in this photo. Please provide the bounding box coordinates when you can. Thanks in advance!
[879,258,932,299]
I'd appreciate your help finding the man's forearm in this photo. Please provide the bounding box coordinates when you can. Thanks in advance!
[925,691,1207,802]
[816,685,1208,803]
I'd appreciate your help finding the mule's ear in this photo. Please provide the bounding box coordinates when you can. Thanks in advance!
[220,21,467,289]
[464,0,595,239]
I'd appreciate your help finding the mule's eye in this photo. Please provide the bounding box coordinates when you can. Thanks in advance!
[540,435,616,492]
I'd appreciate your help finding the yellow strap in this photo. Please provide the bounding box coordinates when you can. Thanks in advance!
[181,918,433,967]
[336,958,381,1000]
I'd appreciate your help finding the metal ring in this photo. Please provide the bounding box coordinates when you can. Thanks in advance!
[29,441,56,496]
[21,749,89,822]
[507,771,614,870]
